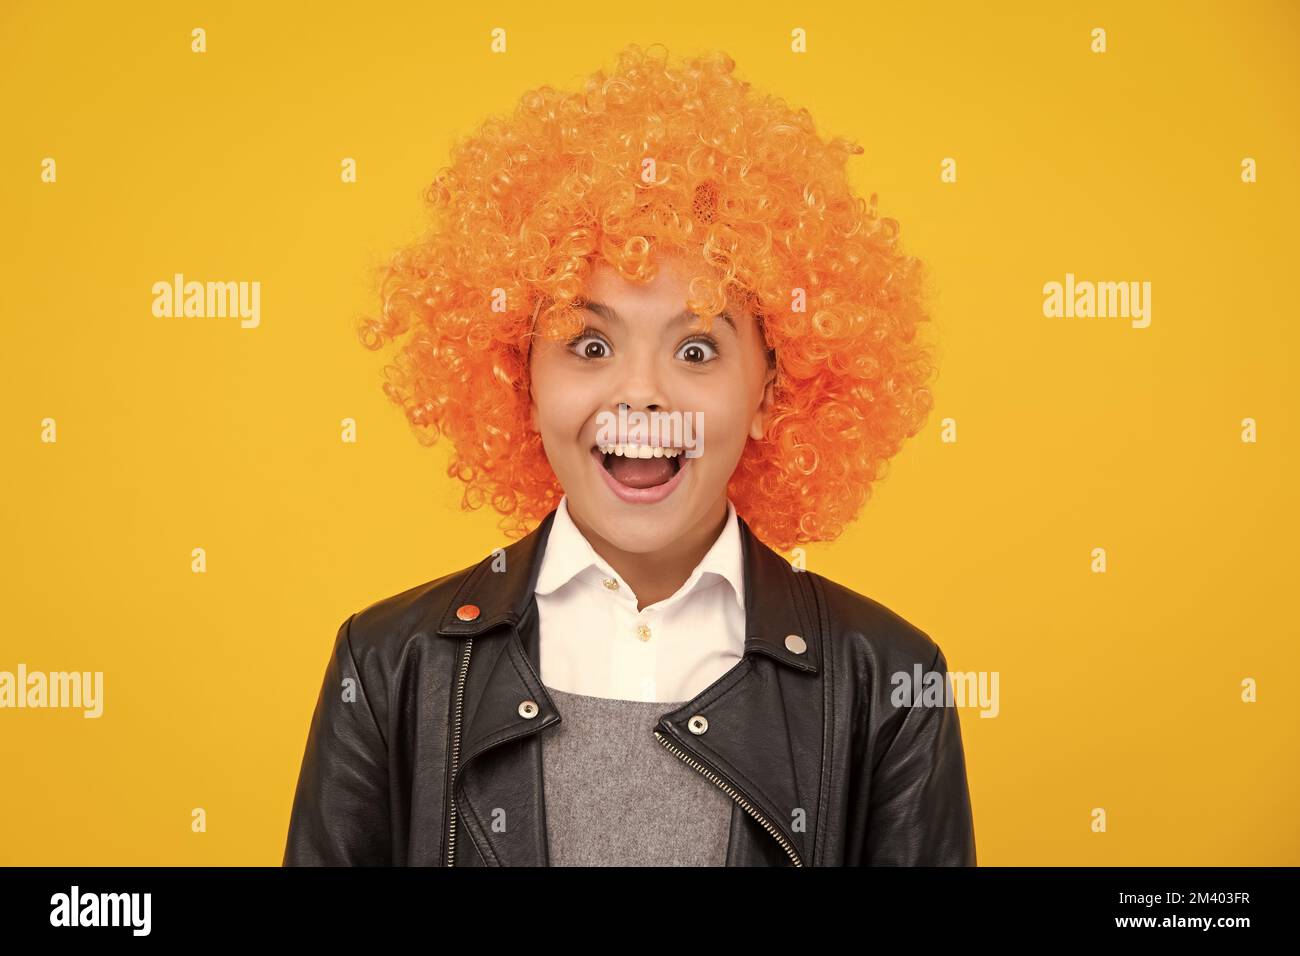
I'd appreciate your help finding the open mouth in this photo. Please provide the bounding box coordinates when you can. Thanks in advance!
[594,445,681,485]
[589,443,692,503]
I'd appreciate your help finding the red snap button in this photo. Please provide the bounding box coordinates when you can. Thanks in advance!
[455,604,480,622]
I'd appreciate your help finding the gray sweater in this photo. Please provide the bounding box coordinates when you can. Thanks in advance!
[540,684,734,866]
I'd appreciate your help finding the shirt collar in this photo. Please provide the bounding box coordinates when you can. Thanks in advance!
[534,495,745,614]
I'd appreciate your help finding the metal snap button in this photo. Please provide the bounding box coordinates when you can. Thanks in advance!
[784,634,807,654]
[687,714,708,735]
[636,624,652,641]
[602,578,620,590]
[518,700,539,719]
[456,604,480,621]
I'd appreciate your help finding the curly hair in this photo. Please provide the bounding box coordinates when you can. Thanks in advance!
[359,43,937,552]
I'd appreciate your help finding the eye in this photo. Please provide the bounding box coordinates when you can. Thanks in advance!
[676,336,720,364]
[567,331,611,361]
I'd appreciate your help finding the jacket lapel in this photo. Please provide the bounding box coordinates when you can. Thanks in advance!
[653,520,824,865]
[434,510,559,866]
[436,506,824,866]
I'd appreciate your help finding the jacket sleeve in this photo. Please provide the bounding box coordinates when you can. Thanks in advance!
[283,613,392,865]
[864,643,977,866]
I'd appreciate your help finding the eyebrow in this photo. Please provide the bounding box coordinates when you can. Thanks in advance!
[578,298,738,336]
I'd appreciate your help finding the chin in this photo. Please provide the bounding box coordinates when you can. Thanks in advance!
[575,502,692,554]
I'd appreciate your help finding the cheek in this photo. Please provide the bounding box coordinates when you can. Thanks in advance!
[694,394,749,460]
[529,363,594,438]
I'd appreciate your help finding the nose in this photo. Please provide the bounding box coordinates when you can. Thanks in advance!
[618,401,661,416]
[614,348,668,414]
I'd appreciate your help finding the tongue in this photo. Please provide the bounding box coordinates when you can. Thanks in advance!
[608,455,675,488]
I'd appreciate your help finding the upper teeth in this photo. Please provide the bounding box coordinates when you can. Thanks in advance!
[597,444,686,459]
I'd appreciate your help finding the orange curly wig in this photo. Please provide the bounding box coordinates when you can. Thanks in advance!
[359,43,937,552]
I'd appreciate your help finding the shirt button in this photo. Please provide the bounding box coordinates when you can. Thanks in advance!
[636,624,652,641]
[602,578,620,591]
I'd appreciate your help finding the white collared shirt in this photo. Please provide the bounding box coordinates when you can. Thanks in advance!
[534,495,746,703]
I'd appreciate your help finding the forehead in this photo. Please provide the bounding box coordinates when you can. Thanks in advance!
[584,258,689,301]
[581,258,754,330]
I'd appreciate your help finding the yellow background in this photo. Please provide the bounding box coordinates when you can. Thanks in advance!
[1,0,1296,865]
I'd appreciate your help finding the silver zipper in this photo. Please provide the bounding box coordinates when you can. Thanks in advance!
[653,729,802,867]
[445,636,473,867]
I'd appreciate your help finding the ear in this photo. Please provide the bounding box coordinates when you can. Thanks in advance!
[748,362,777,441]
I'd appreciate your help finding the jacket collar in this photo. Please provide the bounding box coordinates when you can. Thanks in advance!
[437,505,819,675]
[434,505,823,866]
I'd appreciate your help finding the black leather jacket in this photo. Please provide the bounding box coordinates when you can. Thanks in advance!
[283,507,977,866]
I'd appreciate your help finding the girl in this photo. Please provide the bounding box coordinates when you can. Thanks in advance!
[284,43,976,866]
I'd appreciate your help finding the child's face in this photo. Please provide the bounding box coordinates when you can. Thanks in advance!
[528,256,775,555]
